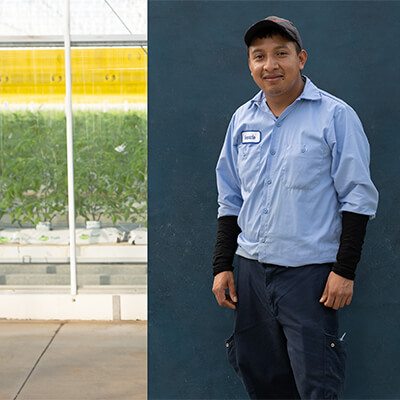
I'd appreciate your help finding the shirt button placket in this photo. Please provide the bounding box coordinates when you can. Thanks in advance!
[261,120,281,257]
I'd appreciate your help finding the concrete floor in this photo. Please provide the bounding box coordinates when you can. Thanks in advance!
[0,320,147,400]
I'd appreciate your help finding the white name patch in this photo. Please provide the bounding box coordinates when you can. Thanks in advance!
[242,131,261,144]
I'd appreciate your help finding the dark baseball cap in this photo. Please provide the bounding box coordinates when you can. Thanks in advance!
[244,16,303,49]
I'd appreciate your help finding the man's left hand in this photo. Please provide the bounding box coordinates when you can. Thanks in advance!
[319,271,354,310]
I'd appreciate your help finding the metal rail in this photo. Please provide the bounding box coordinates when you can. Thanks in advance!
[64,0,77,296]
[0,34,147,48]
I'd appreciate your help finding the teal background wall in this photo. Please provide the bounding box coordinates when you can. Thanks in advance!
[148,1,400,398]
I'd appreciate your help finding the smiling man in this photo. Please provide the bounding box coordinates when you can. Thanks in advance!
[212,16,378,399]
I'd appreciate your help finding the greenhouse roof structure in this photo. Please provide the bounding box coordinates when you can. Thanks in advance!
[0,0,146,46]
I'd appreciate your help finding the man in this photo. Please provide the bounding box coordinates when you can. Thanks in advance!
[212,16,378,399]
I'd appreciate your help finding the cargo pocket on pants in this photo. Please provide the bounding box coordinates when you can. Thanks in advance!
[324,333,346,399]
[225,334,241,376]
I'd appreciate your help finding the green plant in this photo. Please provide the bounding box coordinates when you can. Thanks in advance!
[0,110,67,225]
[0,109,147,226]
[74,110,147,225]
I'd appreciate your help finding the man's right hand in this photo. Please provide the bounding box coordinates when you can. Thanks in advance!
[212,271,238,310]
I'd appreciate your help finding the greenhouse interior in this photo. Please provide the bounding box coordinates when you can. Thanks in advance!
[0,0,147,320]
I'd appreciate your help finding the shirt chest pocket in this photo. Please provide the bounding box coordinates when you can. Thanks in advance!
[237,143,261,191]
[282,143,325,190]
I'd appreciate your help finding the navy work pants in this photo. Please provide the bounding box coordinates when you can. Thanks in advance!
[226,256,346,399]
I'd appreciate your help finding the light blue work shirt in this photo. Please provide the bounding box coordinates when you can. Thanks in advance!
[216,77,379,267]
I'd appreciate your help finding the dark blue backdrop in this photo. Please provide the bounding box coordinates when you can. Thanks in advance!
[148,1,400,398]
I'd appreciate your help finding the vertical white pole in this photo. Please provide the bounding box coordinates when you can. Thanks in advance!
[64,0,77,295]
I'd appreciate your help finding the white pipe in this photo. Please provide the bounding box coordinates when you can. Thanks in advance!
[64,0,77,296]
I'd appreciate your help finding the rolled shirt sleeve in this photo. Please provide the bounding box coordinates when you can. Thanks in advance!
[330,106,379,218]
[216,114,243,218]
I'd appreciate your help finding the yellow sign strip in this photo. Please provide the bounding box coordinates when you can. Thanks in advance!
[0,47,147,104]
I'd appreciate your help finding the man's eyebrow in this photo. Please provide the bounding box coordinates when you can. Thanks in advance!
[249,44,291,54]
[249,47,263,54]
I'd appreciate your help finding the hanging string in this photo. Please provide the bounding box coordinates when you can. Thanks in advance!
[102,0,147,55]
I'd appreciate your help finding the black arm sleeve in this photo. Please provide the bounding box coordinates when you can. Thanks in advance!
[332,211,369,280]
[212,216,241,276]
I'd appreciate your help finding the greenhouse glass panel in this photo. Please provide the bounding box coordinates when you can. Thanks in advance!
[0,47,71,286]
[0,0,146,36]
[72,46,147,289]
[0,0,147,291]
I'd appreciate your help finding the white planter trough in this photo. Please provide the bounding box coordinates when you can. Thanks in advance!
[36,221,52,231]
[86,221,101,229]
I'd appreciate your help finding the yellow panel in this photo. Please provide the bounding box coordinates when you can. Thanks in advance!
[0,47,147,104]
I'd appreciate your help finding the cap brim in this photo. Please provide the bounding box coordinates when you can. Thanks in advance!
[244,19,285,47]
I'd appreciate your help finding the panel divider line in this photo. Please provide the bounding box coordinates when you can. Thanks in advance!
[13,322,66,400]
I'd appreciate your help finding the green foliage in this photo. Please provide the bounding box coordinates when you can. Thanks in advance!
[0,109,147,226]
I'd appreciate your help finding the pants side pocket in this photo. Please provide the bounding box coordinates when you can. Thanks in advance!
[226,334,241,376]
[324,333,347,399]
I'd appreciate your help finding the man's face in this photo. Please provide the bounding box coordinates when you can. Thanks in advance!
[248,34,307,100]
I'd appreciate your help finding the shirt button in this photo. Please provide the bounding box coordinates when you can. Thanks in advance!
[330,343,335,348]
[270,150,276,155]
[261,238,266,243]
[267,179,272,185]
[276,123,281,127]
[226,343,229,348]
[263,208,269,214]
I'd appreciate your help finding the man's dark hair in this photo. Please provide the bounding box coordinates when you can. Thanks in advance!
[247,26,302,55]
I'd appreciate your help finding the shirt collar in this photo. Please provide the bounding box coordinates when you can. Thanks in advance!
[250,75,321,107]
[298,76,321,101]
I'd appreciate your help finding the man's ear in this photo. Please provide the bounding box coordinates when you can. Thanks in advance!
[248,58,253,77]
[298,49,308,71]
